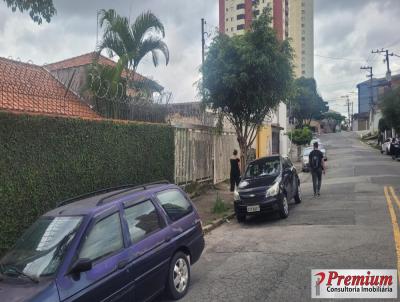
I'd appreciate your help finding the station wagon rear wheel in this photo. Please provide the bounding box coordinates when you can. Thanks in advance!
[167,252,190,300]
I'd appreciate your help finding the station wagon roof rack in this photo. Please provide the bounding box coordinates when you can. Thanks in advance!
[96,180,170,206]
[57,180,170,208]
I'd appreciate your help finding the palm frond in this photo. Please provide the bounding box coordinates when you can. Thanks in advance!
[131,11,165,45]
[135,38,169,69]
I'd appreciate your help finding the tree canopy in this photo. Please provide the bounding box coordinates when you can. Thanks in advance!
[380,87,400,132]
[3,0,56,24]
[202,8,294,167]
[290,77,328,127]
[322,111,345,132]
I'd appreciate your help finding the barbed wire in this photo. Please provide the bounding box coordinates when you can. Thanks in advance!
[0,56,224,125]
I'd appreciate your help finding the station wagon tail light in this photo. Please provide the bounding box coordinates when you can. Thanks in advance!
[266,182,280,197]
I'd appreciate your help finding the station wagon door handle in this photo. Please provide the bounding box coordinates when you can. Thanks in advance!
[172,227,183,234]
[117,259,129,270]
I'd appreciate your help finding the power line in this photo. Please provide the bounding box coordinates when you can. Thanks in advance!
[314,54,365,62]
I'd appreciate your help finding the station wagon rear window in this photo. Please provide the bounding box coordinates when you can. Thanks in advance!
[156,190,192,221]
[124,200,162,243]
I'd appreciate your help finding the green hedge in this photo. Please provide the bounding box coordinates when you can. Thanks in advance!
[0,112,175,255]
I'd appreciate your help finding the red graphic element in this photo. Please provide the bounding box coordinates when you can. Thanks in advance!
[315,272,325,285]
[219,0,225,33]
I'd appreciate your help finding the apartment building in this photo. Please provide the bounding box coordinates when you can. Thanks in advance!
[288,0,314,78]
[219,0,286,40]
[219,0,314,78]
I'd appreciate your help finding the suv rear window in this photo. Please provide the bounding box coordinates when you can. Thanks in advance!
[156,190,192,221]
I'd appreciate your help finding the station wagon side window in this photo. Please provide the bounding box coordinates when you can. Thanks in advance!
[124,200,162,244]
[156,189,193,221]
[79,212,123,262]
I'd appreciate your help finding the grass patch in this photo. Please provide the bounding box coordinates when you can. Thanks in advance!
[212,193,228,214]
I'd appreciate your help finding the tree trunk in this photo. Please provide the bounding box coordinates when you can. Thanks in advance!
[297,145,302,162]
[239,142,247,175]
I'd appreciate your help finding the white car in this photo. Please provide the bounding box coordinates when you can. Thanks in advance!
[381,138,392,154]
[302,147,313,172]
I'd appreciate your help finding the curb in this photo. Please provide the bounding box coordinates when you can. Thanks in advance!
[202,212,235,234]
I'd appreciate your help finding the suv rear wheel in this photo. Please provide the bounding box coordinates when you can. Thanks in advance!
[166,252,190,300]
[278,195,289,219]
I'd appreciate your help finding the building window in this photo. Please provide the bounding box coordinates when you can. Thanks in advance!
[231,27,234,31]
[226,18,229,21]
[237,14,245,20]
[302,10,305,14]
[302,37,305,41]
[237,3,245,9]
[231,17,233,21]
[302,70,306,75]
[226,8,229,12]
[237,24,245,30]
[301,23,305,28]
[254,10,260,17]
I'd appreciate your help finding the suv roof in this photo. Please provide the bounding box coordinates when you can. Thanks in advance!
[45,182,175,217]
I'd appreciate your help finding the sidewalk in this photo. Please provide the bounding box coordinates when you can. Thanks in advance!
[190,181,235,227]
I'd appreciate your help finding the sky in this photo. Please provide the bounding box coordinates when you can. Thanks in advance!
[0,0,400,116]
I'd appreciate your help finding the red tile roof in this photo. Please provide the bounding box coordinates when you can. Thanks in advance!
[44,52,157,86]
[0,57,99,118]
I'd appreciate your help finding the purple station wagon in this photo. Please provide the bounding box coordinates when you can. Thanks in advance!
[0,181,205,302]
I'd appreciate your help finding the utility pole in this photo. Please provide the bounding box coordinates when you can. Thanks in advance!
[360,65,373,130]
[341,95,351,130]
[372,48,394,86]
[201,18,206,65]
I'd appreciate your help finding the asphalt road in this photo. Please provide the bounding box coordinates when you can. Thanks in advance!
[160,131,400,302]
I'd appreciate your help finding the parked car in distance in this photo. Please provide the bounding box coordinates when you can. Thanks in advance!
[234,156,302,222]
[319,144,328,161]
[0,181,204,302]
[302,147,313,172]
[381,138,391,154]
[310,138,321,146]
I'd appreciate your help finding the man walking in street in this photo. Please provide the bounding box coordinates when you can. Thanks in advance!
[309,142,325,197]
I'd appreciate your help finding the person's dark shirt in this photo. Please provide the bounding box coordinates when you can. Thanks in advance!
[230,157,240,176]
[309,149,324,171]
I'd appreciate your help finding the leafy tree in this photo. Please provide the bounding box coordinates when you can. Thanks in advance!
[3,0,56,24]
[378,118,390,133]
[381,87,400,132]
[290,77,328,127]
[286,127,312,160]
[202,8,294,169]
[97,9,169,85]
[322,111,345,133]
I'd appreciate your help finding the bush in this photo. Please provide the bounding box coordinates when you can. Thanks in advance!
[286,127,313,146]
[0,112,175,255]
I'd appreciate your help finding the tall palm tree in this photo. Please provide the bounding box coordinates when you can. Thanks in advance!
[97,9,169,83]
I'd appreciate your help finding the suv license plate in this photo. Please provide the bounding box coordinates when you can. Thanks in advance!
[247,205,260,213]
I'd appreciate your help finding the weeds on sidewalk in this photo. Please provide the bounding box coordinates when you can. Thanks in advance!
[212,193,228,214]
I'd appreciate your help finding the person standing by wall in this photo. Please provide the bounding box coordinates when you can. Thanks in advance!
[309,142,325,197]
[230,150,240,192]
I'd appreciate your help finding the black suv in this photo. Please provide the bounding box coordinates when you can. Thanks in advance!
[234,156,302,222]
